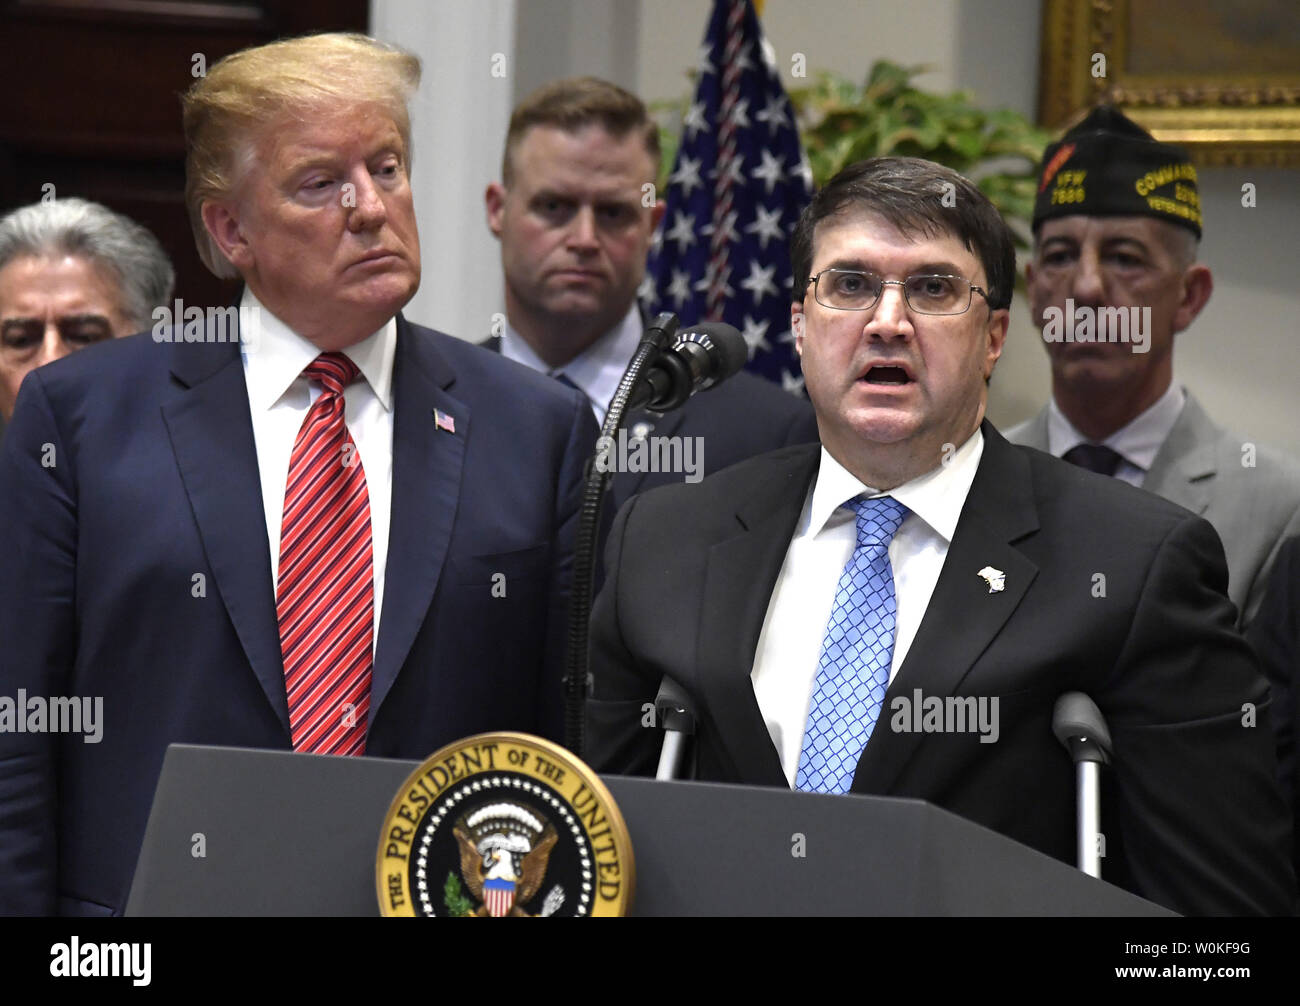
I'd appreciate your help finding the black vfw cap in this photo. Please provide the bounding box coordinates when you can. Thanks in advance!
[1033,105,1202,238]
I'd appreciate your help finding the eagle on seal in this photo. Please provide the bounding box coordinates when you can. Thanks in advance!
[454,822,558,917]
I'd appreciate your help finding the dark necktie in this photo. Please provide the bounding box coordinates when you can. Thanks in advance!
[551,371,589,402]
[1063,443,1124,477]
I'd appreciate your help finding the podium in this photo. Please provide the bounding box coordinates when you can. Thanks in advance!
[126,744,1170,916]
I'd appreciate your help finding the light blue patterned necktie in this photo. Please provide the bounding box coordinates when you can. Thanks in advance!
[795,495,908,794]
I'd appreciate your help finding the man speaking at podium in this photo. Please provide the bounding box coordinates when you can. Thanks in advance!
[586,156,1292,915]
[0,34,596,916]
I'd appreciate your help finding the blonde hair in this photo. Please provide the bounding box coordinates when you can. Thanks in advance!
[181,32,421,278]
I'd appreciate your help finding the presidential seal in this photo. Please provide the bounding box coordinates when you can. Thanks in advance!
[376,732,635,917]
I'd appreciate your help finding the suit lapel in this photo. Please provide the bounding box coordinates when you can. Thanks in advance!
[370,315,466,723]
[696,446,820,786]
[161,335,290,733]
[851,423,1040,794]
[1142,393,1215,516]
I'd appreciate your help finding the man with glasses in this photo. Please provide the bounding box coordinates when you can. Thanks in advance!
[586,156,1292,915]
[1008,105,1300,628]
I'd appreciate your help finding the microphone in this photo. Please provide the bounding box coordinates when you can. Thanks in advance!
[654,675,696,781]
[627,321,748,414]
[1053,692,1113,878]
[1052,692,1113,765]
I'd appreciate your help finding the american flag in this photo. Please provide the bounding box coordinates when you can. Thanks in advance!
[640,0,813,394]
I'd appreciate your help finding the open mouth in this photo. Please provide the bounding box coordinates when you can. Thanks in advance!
[860,365,912,385]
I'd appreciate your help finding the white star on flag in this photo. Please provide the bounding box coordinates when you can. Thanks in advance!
[745,204,784,249]
[696,43,715,76]
[756,94,791,134]
[701,208,741,245]
[682,101,708,140]
[781,369,806,395]
[793,152,814,192]
[740,260,779,305]
[734,42,755,74]
[665,210,698,254]
[669,154,704,197]
[750,148,784,194]
[729,97,751,129]
[714,154,746,188]
[667,268,693,308]
[694,261,734,299]
[740,315,772,357]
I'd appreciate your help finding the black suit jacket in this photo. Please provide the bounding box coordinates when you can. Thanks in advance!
[0,313,597,915]
[1247,535,1300,887]
[479,334,818,512]
[587,421,1294,915]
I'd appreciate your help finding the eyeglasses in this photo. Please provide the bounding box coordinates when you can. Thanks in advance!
[808,269,992,316]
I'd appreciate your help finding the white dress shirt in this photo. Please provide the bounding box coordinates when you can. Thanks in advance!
[500,305,642,425]
[239,286,396,654]
[1047,382,1186,487]
[750,429,985,786]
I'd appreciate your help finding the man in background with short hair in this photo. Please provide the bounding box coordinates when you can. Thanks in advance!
[1008,105,1300,628]
[483,76,816,510]
[0,197,174,434]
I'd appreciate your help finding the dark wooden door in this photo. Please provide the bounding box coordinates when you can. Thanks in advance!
[0,0,369,309]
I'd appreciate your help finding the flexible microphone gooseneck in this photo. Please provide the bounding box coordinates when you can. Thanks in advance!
[562,315,746,756]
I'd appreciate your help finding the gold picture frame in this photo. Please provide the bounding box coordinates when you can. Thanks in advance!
[1038,0,1300,166]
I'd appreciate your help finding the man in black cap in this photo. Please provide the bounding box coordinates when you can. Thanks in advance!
[1008,105,1300,628]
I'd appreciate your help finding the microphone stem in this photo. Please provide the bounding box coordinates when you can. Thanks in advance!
[562,315,678,756]
[1078,760,1103,878]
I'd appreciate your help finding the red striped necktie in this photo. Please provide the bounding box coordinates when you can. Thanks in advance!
[276,352,373,756]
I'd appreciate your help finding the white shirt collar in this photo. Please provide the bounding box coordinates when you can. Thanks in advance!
[500,304,642,421]
[239,286,396,412]
[1047,382,1185,473]
[805,427,985,543]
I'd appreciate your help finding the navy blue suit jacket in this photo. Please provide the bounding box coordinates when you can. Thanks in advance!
[0,313,597,916]
[479,335,819,512]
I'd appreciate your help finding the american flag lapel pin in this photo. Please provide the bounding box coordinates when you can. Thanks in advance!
[434,409,455,434]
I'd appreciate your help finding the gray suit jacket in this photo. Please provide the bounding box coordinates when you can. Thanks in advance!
[1006,392,1300,627]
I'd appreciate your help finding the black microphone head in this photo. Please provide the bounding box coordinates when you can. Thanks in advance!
[673,322,748,388]
[1052,692,1113,764]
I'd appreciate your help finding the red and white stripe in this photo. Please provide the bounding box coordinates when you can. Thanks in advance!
[277,353,373,756]
[706,0,745,320]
